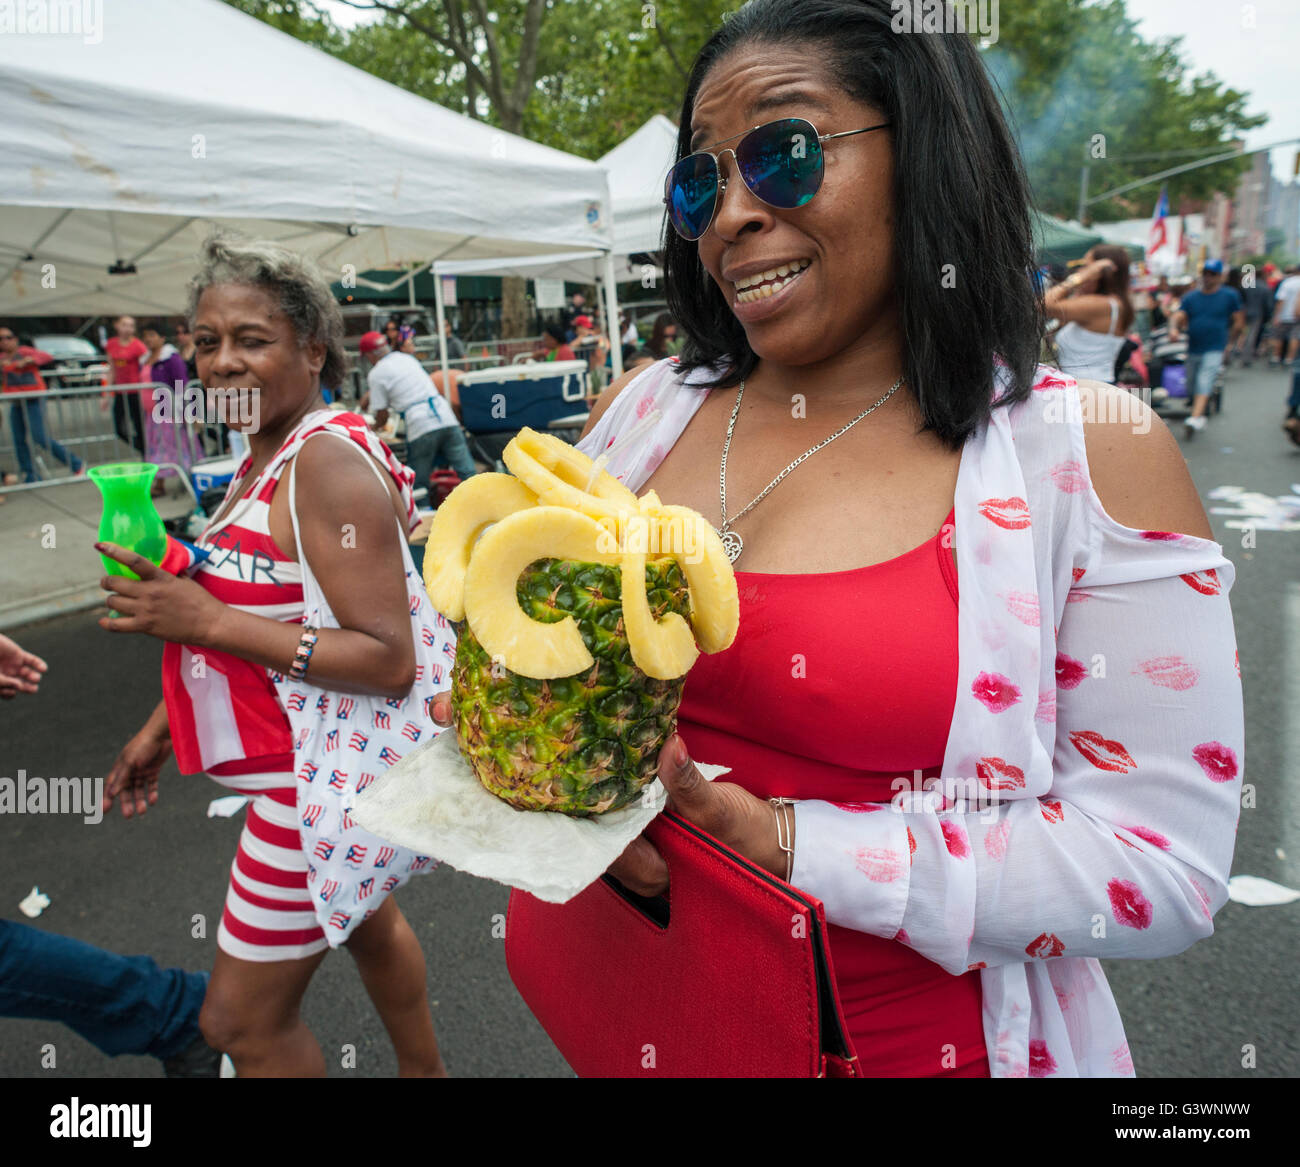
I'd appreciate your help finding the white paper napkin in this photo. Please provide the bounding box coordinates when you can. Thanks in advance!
[352,728,730,904]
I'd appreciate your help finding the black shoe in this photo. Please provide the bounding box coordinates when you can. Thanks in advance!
[161,1033,224,1078]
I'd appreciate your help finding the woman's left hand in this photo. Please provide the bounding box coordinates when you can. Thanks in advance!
[96,542,223,645]
[607,733,791,898]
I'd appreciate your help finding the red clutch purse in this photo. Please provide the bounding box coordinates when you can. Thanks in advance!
[504,810,860,1078]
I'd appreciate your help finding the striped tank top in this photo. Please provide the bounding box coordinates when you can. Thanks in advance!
[162,410,413,780]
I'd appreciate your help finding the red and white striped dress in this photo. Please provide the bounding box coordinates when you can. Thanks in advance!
[162,409,423,962]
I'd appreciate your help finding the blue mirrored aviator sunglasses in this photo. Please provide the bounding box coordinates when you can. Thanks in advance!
[663,117,892,242]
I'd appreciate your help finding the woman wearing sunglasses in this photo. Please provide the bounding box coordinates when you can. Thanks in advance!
[569,0,1243,1077]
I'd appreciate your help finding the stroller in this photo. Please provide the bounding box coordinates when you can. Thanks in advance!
[1144,325,1223,417]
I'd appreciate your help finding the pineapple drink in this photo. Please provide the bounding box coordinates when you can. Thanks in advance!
[423,428,739,816]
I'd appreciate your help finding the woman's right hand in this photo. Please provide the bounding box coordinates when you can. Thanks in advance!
[104,722,172,819]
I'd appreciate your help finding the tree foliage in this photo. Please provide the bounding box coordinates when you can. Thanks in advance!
[223,0,1268,222]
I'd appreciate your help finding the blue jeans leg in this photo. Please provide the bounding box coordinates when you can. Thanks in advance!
[430,425,478,479]
[9,401,35,480]
[1287,365,1300,417]
[24,399,82,471]
[404,430,437,496]
[0,920,208,1060]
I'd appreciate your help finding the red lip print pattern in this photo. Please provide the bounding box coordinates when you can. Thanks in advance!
[1189,876,1213,920]
[829,801,883,813]
[1140,530,1182,541]
[972,671,1022,712]
[1055,652,1088,689]
[978,496,1031,529]
[1025,932,1065,958]
[907,826,917,863]
[1034,372,1071,393]
[1115,832,1143,851]
[1136,655,1200,690]
[1040,799,1064,824]
[1124,825,1170,849]
[1179,568,1221,595]
[984,819,1010,860]
[1003,589,1041,626]
[1069,730,1137,773]
[1112,1043,1134,1075]
[1192,741,1239,783]
[1108,878,1154,929]
[893,927,911,946]
[1071,566,1086,583]
[1234,650,1240,678]
[1028,1039,1058,1077]
[853,846,905,883]
[1046,460,1090,493]
[967,961,987,971]
[1035,690,1057,722]
[977,756,1026,791]
[941,820,971,858]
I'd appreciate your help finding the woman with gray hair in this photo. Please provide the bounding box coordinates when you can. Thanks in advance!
[96,232,454,1077]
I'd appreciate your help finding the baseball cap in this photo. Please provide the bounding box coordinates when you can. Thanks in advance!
[573,315,594,329]
[358,331,387,353]
[1202,258,1224,274]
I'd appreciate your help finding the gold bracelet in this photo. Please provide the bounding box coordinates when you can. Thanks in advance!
[769,797,795,883]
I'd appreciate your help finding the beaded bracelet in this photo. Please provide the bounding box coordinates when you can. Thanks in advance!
[288,624,319,682]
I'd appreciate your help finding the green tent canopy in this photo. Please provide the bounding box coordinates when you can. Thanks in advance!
[1033,211,1105,265]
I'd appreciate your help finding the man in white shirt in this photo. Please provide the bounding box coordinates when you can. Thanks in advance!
[358,331,477,492]
[1271,265,1300,365]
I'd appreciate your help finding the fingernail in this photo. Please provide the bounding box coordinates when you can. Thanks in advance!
[669,734,687,770]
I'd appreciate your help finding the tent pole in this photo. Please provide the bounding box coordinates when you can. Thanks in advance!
[602,251,623,380]
[432,264,450,394]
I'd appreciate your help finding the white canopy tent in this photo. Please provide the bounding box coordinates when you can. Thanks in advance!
[0,0,614,321]
[430,116,681,381]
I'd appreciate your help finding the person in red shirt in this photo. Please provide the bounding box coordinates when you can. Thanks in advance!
[0,326,85,481]
[105,315,149,454]
[531,319,577,362]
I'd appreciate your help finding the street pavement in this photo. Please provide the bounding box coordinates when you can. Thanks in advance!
[0,363,1296,1078]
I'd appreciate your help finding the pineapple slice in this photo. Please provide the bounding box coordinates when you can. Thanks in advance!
[651,506,740,654]
[620,549,699,680]
[463,506,622,679]
[423,473,537,621]
[503,427,640,521]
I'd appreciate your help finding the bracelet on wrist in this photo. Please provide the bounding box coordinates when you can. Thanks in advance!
[288,624,320,682]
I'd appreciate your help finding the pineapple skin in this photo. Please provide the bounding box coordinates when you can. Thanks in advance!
[451,557,692,816]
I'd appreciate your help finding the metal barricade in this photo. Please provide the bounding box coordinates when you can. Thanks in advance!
[0,382,205,503]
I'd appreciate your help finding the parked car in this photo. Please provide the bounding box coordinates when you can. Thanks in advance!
[32,334,109,392]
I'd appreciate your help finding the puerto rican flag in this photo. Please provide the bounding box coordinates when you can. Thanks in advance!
[373,710,390,730]
[1147,186,1170,265]
[336,697,356,720]
[328,910,351,929]
[348,731,369,752]
[374,845,396,868]
[158,536,211,578]
[356,772,377,793]
[314,839,336,861]
[401,721,422,743]
[378,745,402,766]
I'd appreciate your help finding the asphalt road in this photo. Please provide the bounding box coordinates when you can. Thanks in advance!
[1,363,1296,1078]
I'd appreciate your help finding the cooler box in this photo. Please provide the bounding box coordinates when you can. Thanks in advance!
[456,360,589,434]
[190,457,239,493]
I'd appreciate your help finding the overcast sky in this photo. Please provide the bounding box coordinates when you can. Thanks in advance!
[320,0,1299,180]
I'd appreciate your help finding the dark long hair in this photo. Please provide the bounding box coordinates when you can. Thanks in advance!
[663,0,1044,449]
[1088,244,1134,333]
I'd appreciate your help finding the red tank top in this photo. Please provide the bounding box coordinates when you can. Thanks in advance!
[677,505,991,1077]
